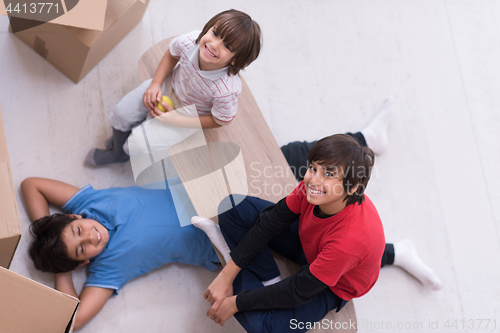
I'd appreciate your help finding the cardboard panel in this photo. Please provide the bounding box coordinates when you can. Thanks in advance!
[0,109,21,269]
[0,163,19,229]
[49,0,107,31]
[78,0,149,81]
[66,0,143,46]
[0,0,107,31]
[0,266,79,333]
[0,234,20,269]
[11,23,89,84]
[0,107,10,163]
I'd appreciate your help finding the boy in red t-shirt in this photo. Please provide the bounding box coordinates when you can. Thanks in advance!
[194,133,439,333]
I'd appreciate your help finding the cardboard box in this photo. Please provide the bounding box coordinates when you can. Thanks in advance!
[0,266,80,333]
[0,108,22,269]
[1,0,108,31]
[7,0,148,83]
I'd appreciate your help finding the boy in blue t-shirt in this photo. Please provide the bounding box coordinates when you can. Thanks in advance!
[21,177,219,330]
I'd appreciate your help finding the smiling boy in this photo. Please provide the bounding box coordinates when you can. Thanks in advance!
[61,215,109,263]
[198,134,385,333]
[86,9,262,166]
[22,177,219,329]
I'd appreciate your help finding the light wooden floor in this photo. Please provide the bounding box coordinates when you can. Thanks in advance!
[1,1,499,332]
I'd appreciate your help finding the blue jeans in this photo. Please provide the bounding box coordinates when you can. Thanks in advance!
[218,195,347,333]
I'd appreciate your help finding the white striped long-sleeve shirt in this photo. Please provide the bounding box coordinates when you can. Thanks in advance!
[169,31,241,125]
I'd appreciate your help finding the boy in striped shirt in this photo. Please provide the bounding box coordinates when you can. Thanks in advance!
[86,9,262,166]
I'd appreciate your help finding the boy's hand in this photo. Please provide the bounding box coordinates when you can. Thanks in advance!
[143,83,163,111]
[205,272,234,318]
[209,296,238,326]
[150,102,174,119]
[150,103,178,127]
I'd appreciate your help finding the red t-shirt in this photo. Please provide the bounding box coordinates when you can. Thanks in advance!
[286,181,385,301]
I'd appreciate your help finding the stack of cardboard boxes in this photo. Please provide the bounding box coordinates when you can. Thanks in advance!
[0,1,150,331]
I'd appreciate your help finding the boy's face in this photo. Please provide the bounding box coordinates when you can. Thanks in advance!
[61,217,109,261]
[198,27,236,71]
[304,161,356,215]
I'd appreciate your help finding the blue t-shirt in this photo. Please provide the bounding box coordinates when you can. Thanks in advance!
[62,182,219,294]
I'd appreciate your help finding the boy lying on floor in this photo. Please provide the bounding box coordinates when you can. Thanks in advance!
[21,177,220,330]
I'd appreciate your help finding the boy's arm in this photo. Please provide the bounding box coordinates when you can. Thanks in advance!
[56,272,113,330]
[150,106,222,128]
[210,265,329,326]
[227,246,358,319]
[205,198,299,317]
[21,177,80,221]
[236,265,328,311]
[75,287,114,329]
[230,198,299,268]
[143,49,180,111]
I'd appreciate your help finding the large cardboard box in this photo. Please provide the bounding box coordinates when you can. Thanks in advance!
[0,108,22,269]
[0,266,80,333]
[4,0,148,83]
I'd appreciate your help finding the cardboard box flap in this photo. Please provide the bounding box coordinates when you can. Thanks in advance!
[0,0,107,31]
[0,108,10,164]
[0,162,20,233]
[0,139,8,164]
[0,109,21,269]
[0,234,20,269]
[0,266,80,333]
[66,0,142,47]
[0,162,21,269]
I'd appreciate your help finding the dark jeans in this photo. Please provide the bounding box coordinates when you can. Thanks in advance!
[279,133,395,267]
[218,195,347,333]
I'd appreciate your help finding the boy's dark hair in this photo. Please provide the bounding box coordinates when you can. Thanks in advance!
[29,213,84,274]
[196,9,262,76]
[307,134,375,206]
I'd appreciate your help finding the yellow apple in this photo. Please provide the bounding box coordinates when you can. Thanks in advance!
[157,95,174,112]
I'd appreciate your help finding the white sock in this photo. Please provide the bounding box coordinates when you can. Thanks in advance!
[262,276,281,286]
[361,95,395,155]
[393,239,443,291]
[191,216,231,265]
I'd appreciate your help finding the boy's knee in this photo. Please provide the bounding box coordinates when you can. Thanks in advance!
[218,195,259,233]
[218,194,251,228]
[235,310,282,333]
[218,195,235,231]
[218,195,234,216]
[218,194,248,216]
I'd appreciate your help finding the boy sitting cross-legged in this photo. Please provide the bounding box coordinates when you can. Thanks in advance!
[194,134,386,332]
[194,130,442,332]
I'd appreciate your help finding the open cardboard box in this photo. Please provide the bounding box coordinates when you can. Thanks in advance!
[0,266,80,333]
[3,0,148,83]
[0,107,22,269]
